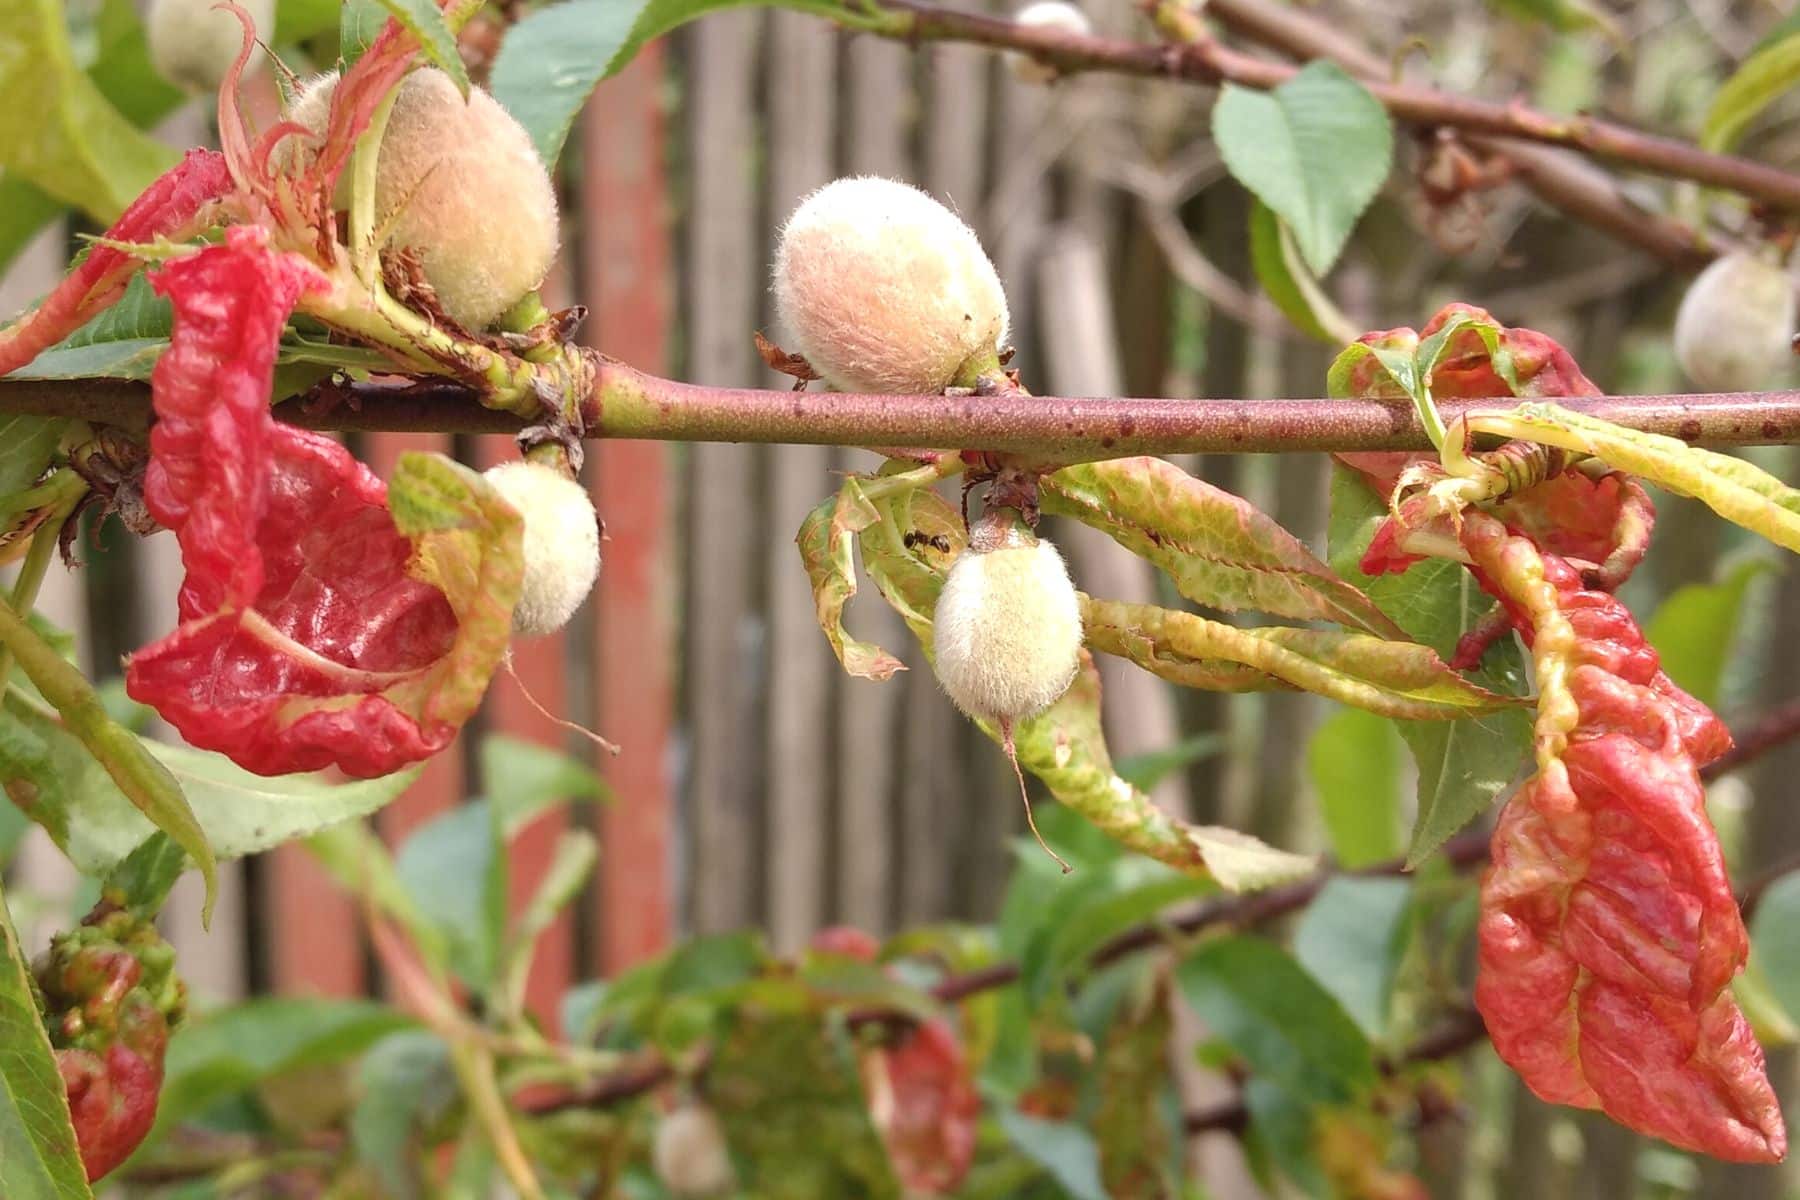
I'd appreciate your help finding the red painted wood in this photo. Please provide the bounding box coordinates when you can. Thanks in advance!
[580,42,677,973]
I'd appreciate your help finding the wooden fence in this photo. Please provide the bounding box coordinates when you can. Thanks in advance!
[5,3,1799,1194]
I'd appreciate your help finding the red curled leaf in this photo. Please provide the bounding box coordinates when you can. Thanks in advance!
[125,229,521,776]
[1462,511,1785,1163]
[862,1018,979,1194]
[0,149,230,377]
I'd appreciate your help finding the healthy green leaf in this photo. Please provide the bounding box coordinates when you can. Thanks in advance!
[479,735,608,835]
[365,0,470,94]
[1018,857,1214,1004]
[154,998,415,1137]
[1211,62,1394,275]
[1292,877,1412,1041]
[1042,458,1404,636]
[0,415,65,497]
[1703,32,1800,152]
[396,801,506,991]
[0,695,418,878]
[102,831,188,914]
[350,1030,457,1200]
[499,830,597,1015]
[275,0,346,42]
[0,178,67,280]
[1247,200,1357,344]
[997,1109,1108,1200]
[1176,935,1376,1102]
[1115,733,1225,792]
[1327,465,1532,864]
[90,0,185,129]
[0,876,93,1199]
[1751,874,1800,1029]
[1644,556,1776,709]
[1468,403,1800,554]
[0,0,176,221]
[1307,707,1403,867]
[490,0,855,168]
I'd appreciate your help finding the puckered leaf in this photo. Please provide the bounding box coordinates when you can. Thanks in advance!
[0,149,229,379]
[1466,403,1800,554]
[861,489,1314,892]
[1328,302,1600,408]
[862,1018,979,1194]
[1093,976,1178,1199]
[1041,457,1403,636]
[1081,596,1519,720]
[124,231,522,776]
[797,480,906,681]
[1463,511,1785,1163]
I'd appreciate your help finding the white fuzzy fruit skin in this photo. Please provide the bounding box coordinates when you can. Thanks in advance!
[931,532,1083,724]
[482,462,600,638]
[1008,1,1092,82]
[288,69,559,331]
[652,1105,736,1197]
[1673,251,1797,393]
[147,0,273,93]
[773,176,1009,395]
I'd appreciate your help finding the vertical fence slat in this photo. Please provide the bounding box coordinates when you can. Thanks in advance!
[761,11,837,953]
[686,13,765,935]
[580,42,678,972]
[834,34,915,933]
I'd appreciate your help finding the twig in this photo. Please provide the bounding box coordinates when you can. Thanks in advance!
[4,374,1800,458]
[863,0,1800,212]
[1703,697,1800,782]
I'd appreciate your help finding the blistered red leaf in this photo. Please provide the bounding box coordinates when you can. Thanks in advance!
[124,229,516,776]
[862,1018,980,1194]
[808,926,881,962]
[0,149,230,377]
[1462,512,1784,1163]
[1418,303,1599,401]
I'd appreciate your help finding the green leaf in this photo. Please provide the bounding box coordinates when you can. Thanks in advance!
[0,0,176,221]
[0,697,420,879]
[1042,458,1404,636]
[1247,200,1356,344]
[304,822,449,970]
[1176,935,1376,1103]
[350,1030,457,1200]
[862,487,1314,890]
[340,0,389,64]
[1703,32,1800,152]
[997,1109,1108,1200]
[490,0,853,168]
[1115,733,1225,792]
[1306,707,1402,867]
[153,998,415,1137]
[499,830,597,1015]
[1468,403,1800,555]
[0,876,94,1198]
[102,831,188,914]
[364,0,470,94]
[1644,556,1776,709]
[1750,874,1800,1027]
[275,0,346,43]
[0,415,65,497]
[1292,877,1412,1041]
[796,478,907,680]
[0,606,218,919]
[90,0,185,128]
[0,178,67,279]
[1211,61,1394,275]
[479,734,608,835]
[396,802,506,992]
[1018,857,1214,1004]
[1326,465,1532,864]
[1093,979,1179,1199]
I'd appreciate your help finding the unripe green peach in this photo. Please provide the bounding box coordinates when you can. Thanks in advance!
[1673,251,1796,393]
[481,461,599,637]
[146,0,274,93]
[931,519,1082,724]
[1008,1,1092,82]
[652,1104,735,1197]
[773,176,1009,394]
[288,68,560,330]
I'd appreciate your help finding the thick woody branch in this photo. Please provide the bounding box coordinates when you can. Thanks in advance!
[3,371,1799,458]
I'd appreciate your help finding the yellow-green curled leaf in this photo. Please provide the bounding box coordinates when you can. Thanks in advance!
[1467,403,1800,553]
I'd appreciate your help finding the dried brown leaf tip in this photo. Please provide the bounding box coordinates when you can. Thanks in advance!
[754,330,821,389]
